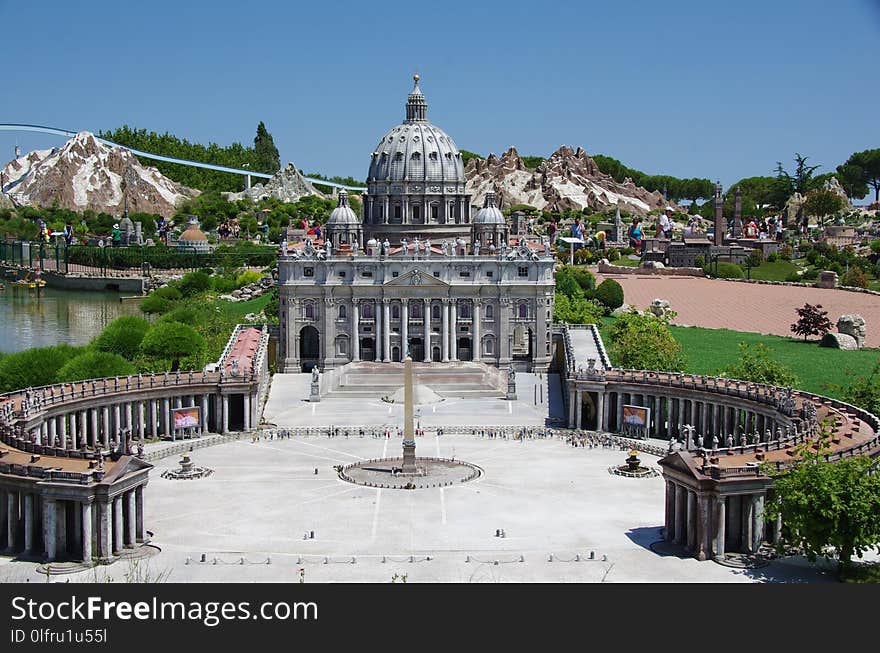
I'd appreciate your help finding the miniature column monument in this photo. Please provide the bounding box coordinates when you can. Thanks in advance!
[401,356,417,473]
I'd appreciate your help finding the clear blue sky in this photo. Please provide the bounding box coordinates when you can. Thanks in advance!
[1,0,878,188]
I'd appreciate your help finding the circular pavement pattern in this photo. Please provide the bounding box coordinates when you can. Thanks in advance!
[340,456,482,489]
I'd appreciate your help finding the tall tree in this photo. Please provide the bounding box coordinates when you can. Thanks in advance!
[803,189,844,225]
[773,153,822,208]
[253,121,281,174]
[838,149,880,202]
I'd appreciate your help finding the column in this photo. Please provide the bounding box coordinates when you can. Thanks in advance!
[125,491,136,547]
[473,301,481,362]
[69,413,77,450]
[449,301,457,361]
[23,493,34,553]
[81,500,93,563]
[666,397,674,439]
[80,410,88,447]
[674,484,686,545]
[149,400,158,440]
[401,301,409,358]
[138,402,146,441]
[351,301,360,362]
[6,491,16,552]
[135,485,145,542]
[162,399,170,438]
[59,416,68,449]
[596,392,605,431]
[47,419,56,447]
[43,497,56,560]
[774,513,783,545]
[742,494,754,553]
[222,395,229,434]
[243,393,251,430]
[714,496,726,559]
[113,404,121,441]
[616,393,623,432]
[98,500,111,560]
[744,410,752,443]
[575,389,583,430]
[441,301,450,362]
[687,490,697,551]
[702,402,710,440]
[382,300,391,362]
[112,496,123,555]
[423,299,430,362]
[697,495,711,561]
[752,494,765,551]
[374,301,383,362]
[568,388,576,428]
[714,404,721,439]
[102,406,110,448]
[664,481,675,542]
[201,395,209,435]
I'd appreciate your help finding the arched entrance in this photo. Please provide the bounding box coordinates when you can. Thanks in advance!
[299,326,319,372]
[580,392,598,429]
[457,337,472,361]
[360,337,376,362]
[410,338,424,362]
[432,346,441,362]
[392,346,401,362]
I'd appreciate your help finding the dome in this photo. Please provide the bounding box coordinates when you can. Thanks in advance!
[326,189,359,227]
[178,216,207,241]
[367,75,466,185]
[474,191,505,225]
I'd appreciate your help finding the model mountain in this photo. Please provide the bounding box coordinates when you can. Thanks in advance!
[224,162,323,203]
[0,132,199,217]
[465,146,675,216]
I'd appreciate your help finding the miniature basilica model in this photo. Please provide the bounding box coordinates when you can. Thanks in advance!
[278,76,555,373]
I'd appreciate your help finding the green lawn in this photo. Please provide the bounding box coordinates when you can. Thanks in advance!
[218,293,272,319]
[745,259,798,281]
[599,318,878,400]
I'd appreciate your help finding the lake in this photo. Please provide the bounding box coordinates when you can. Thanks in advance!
[0,285,140,353]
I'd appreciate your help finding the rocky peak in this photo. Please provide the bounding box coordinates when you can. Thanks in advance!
[224,162,322,204]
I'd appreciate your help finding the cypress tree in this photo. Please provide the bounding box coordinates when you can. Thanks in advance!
[254,121,281,174]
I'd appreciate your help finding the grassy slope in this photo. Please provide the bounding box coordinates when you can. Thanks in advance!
[746,260,798,281]
[599,318,877,400]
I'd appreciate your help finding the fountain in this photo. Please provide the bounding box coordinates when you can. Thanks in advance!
[161,451,214,480]
[608,449,659,478]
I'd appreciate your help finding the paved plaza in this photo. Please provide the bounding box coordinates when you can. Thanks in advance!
[0,434,836,583]
[594,273,880,347]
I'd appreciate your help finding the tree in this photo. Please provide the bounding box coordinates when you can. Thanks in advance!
[838,149,880,202]
[0,344,84,392]
[55,351,136,382]
[775,153,822,195]
[593,278,624,311]
[764,430,880,573]
[790,303,832,341]
[139,322,206,371]
[555,265,595,299]
[802,189,844,225]
[92,316,152,361]
[553,294,605,324]
[719,343,798,386]
[253,121,280,174]
[607,310,686,372]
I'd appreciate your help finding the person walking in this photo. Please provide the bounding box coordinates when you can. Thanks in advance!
[628,218,643,254]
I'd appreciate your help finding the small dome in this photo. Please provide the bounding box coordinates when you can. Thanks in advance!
[326,189,360,227]
[178,216,207,241]
[366,238,378,247]
[474,191,505,225]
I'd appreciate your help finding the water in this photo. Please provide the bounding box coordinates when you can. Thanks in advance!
[0,285,140,353]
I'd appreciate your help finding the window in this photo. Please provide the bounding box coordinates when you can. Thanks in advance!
[518,266,528,277]
[460,302,471,319]
[336,337,348,356]
[392,305,400,320]
[338,270,346,278]
[412,205,420,222]
[432,304,440,320]
[392,271,399,277]
[363,303,373,319]
[339,305,347,320]
[304,267,314,277]
[362,270,373,278]
[518,303,528,319]
[431,204,439,220]
[305,303,315,320]
[394,205,402,220]
[485,305,494,320]
[459,271,470,278]
[485,338,494,354]
[486,270,493,278]
[411,302,421,319]
[432,270,440,277]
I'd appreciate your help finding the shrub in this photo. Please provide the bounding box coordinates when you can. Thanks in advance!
[593,278,624,311]
[785,272,802,282]
[791,303,832,341]
[779,245,793,261]
[211,274,238,293]
[766,252,778,263]
[607,312,685,372]
[0,344,84,392]
[707,262,744,279]
[140,321,206,371]
[553,293,605,324]
[606,248,621,262]
[56,351,136,382]
[139,295,173,314]
[694,255,705,268]
[176,271,212,297]
[158,306,201,325]
[236,270,263,288]
[719,343,798,386]
[802,267,820,280]
[92,316,151,360]
[843,267,869,289]
[151,285,182,301]
[746,251,763,268]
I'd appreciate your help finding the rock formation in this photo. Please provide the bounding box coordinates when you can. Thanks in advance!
[465,146,675,217]
[224,162,323,203]
[823,176,853,210]
[0,132,199,217]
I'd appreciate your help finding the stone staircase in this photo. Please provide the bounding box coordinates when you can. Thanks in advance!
[323,361,506,400]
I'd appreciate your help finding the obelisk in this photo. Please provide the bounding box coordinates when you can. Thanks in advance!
[401,356,417,473]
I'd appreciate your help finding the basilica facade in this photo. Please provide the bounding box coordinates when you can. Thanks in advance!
[277,77,555,373]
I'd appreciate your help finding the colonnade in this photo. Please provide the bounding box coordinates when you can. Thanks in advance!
[567,387,781,446]
[663,480,781,560]
[0,485,146,563]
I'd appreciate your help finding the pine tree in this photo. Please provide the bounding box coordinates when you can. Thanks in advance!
[254,121,281,174]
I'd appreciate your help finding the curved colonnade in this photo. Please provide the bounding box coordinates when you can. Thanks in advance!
[0,325,269,565]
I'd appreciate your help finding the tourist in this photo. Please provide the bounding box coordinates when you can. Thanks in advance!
[570,217,585,248]
[547,219,558,244]
[111,223,122,246]
[659,207,674,240]
[628,218,643,254]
